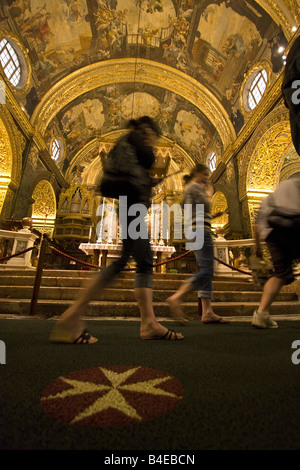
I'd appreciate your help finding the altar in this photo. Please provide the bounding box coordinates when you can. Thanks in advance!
[79,242,176,273]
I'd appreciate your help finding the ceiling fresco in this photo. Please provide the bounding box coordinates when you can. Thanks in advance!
[45,83,223,167]
[2,0,291,182]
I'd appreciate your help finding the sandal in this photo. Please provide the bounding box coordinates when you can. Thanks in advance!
[141,328,184,340]
[50,325,98,344]
[73,329,98,344]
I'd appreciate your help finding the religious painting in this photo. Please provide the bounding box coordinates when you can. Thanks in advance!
[7,0,91,82]
[192,2,263,90]
[45,80,223,177]
[60,98,105,151]
[92,0,176,52]
[120,92,160,120]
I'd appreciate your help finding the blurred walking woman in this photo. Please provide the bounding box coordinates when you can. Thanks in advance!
[50,116,183,344]
[167,163,228,324]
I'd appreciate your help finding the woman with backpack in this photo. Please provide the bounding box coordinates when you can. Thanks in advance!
[50,117,184,344]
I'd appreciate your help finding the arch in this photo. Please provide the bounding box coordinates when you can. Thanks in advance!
[31,59,236,150]
[238,104,293,235]
[66,132,195,192]
[0,117,13,219]
[279,143,300,181]
[238,104,290,200]
[0,108,22,222]
[247,121,292,194]
[211,191,228,228]
[256,0,298,39]
[31,180,57,237]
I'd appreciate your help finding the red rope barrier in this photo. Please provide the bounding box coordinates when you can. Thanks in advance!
[213,256,300,277]
[49,244,300,277]
[0,246,35,263]
[50,246,102,269]
[213,256,252,275]
[49,245,192,270]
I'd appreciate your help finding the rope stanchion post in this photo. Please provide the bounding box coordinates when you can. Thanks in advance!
[29,237,48,316]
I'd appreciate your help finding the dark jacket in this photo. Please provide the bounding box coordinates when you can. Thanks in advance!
[125,129,155,207]
[282,35,300,156]
[101,129,155,208]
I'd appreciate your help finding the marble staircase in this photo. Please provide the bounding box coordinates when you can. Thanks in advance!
[0,269,300,320]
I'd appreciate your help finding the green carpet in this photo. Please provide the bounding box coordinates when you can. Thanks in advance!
[1,318,300,450]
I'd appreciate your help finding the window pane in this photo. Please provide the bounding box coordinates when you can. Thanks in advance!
[248,70,267,110]
[208,152,216,172]
[0,39,21,87]
[52,139,63,161]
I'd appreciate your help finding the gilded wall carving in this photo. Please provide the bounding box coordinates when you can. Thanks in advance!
[0,187,14,222]
[0,107,22,221]
[0,107,22,183]
[211,191,228,228]
[280,161,300,180]
[32,180,56,220]
[28,146,39,171]
[238,104,290,199]
[247,121,291,191]
[236,104,292,235]
[260,0,300,35]
[0,117,12,179]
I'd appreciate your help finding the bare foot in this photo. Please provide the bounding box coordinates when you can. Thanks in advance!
[166,296,193,322]
[201,312,229,324]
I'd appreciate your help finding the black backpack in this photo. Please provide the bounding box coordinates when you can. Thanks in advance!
[100,136,151,203]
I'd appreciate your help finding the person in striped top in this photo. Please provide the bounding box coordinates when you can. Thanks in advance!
[167,164,229,324]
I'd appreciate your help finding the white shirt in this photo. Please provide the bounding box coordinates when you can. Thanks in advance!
[256,178,300,240]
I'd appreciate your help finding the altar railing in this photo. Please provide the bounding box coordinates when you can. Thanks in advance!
[213,235,258,276]
[0,228,38,270]
[79,242,176,273]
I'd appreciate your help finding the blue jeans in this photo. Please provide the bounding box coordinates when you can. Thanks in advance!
[187,228,214,298]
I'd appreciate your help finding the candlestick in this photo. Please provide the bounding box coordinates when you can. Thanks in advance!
[41,207,48,241]
[150,200,154,244]
[98,197,105,242]
[107,199,115,244]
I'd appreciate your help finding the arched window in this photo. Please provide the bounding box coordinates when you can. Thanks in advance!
[247,69,268,110]
[51,138,64,162]
[207,151,217,172]
[0,38,21,87]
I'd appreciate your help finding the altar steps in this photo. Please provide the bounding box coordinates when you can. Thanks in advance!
[1,269,300,319]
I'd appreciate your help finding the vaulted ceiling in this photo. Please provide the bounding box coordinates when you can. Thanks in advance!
[2,0,297,185]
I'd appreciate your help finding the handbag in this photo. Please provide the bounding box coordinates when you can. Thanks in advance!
[100,136,150,202]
